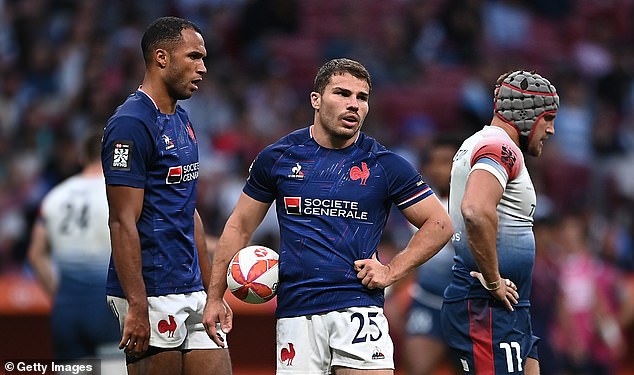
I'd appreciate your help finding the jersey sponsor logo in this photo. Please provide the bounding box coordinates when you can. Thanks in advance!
[162,134,175,150]
[288,163,304,179]
[350,162,370,185]
[166,162,199,184]
[112,140,132,170]
[167,166,182,184]
[283,197,368,220]
[284,197,301,215]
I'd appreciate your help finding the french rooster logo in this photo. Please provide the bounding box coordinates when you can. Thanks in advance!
[158,315,177,338]
[280,342,295,366]
[350,162,370,185]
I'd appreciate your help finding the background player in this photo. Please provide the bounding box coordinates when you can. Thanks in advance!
[203,57,452,374]
[101,16,231,375]
[441,70,559,374]
[28,130,122,363]
[403,135,462,375]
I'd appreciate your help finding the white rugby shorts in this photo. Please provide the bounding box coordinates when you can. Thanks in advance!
[276,306,394,374]
[107,291,227,350]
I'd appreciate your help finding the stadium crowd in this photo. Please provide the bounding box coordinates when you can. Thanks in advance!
[0,0,633,373]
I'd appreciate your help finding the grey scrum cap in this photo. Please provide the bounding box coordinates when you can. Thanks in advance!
[494,70,559,138]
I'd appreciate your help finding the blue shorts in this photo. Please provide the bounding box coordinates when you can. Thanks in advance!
[52,292,120,361]
[440,299,539,374]
[405,296,444,340]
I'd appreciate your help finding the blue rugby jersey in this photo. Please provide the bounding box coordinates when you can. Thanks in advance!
[244,126,434,318]
[101,90,203,297]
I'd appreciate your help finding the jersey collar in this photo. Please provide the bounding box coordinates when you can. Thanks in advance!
[137,86,160,111]
[309,125,362,146]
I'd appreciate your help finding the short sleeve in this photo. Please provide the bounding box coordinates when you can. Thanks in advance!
[243,146,277,203]
[101,116,154,188]
[469,138,523,187]
[379,152,434,209]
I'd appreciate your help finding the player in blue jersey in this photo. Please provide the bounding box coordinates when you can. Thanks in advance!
[440,70,559,374]
[28,130,121,363]
[404,135,462,375]
[101,17,231,375]
[203,58,453,374]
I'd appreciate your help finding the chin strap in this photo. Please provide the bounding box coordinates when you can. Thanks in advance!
[519,134,529,152]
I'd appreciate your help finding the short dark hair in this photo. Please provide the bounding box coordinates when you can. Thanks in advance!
[82,129,103,164]
[313,58,372,94]
[433,133,463,150]
[141,16,202,65]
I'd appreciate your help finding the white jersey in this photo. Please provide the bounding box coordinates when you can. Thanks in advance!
[446,126,536,305]
[449,126,535,229]
[40,175,111,275]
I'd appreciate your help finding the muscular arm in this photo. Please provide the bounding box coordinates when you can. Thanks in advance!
[207,193,271,300]
[203,193,270,345]
[27,222,57,298]
[106,184,149,355]
[462,169,503,286]
[462,169,518,310]
[355,195,453,288]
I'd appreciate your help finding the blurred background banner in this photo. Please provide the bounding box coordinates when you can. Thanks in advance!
[0,1,633,374]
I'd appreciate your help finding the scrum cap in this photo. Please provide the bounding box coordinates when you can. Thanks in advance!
[494,70,559,139]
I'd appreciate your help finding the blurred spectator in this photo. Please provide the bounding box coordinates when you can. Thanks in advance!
[458,58,498,130]
[406,0,446,68]
[551,214,626,375]
[321,2,390,86]
[483,0,531,52]
[531,215,563,374]
[438,0,483,64]
[571,17,614,79]
[550,70,595,165]
[375,15,422,84]
[236,0,298,74]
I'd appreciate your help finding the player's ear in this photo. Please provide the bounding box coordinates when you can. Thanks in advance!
[155,48,168,69]
[310,92,320,110]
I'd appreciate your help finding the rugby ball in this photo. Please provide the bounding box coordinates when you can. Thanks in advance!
[227,245,279,304]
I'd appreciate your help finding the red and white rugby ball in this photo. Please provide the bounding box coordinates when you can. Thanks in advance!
[226,245,279,304]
